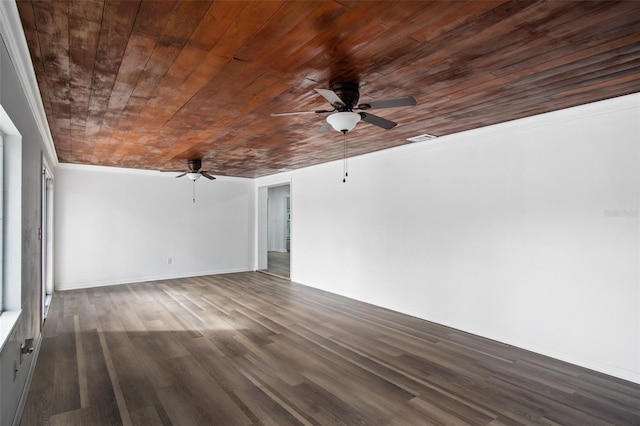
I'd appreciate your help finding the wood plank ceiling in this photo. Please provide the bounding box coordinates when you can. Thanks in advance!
[16,0,640,178]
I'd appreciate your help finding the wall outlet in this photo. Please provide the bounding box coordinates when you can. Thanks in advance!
[167,257,172,264]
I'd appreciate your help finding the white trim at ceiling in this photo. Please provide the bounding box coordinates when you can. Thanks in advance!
[0,0,58,165]
[56,162,253,182]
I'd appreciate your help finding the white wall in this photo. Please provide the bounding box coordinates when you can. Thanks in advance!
[256,93,640,384]
[55,165,254,290]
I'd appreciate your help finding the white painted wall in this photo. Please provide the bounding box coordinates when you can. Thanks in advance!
[267,184,290,252]
[55,165,254,290]
[256,93,640,384]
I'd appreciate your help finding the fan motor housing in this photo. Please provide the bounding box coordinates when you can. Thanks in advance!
[187,159,202,171]
[330,82,360,111]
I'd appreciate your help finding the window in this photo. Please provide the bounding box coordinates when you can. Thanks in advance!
[0,104,22,347]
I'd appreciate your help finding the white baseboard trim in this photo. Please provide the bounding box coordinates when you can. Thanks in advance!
[294,280,640,386]
[55,267,252,291]
[13,333,42,426]
[412,313,640,385]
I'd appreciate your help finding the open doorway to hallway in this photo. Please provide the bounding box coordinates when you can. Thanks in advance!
[258,183,290,278]
[41,158,54,324]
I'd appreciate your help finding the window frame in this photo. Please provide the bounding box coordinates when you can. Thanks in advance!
[0,105,22,349]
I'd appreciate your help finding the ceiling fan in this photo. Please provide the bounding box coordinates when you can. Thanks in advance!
[271,82,417,133]
[175,159,216,181]
[174,159,216,203]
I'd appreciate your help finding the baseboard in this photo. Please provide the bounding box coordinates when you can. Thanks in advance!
[55,267,252,291]
[294,280,640,385]
[257,269,291,280]
[12,333,42,426]
[392,310,640,385]
[413,313,640,385]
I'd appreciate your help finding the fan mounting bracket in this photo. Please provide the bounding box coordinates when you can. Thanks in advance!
[187,159,202,172]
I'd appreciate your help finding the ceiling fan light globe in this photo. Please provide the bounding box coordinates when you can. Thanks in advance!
[327,112,361,133]
[186,172,201,181]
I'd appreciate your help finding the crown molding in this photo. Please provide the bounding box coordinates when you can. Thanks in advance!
[56,162,253,182]
[0,0,58,165]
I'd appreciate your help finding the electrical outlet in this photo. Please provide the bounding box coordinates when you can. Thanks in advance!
[21,338,34,364]
[167,257,172,265]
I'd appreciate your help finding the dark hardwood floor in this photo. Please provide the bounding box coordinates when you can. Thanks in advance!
[21,272,640,425]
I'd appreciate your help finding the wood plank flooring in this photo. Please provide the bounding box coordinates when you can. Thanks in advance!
[265,251,290,278]
[21,272,640,425]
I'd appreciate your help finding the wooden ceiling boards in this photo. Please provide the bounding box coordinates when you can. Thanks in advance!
[17,0,640,177]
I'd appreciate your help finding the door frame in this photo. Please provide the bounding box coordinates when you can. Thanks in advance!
[41,155,54,325]
[256,180,292,274]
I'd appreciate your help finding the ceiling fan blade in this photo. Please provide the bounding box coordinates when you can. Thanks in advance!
[175,172,187,178]
[317,122,332,133]
[201,172,216,180]
[315,88,345,107]
[358,112,397,130]
[358,96,417,110]
[271,109,333,116]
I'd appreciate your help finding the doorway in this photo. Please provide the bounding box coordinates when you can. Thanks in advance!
[41,159,54,324]
[258,183,291,278]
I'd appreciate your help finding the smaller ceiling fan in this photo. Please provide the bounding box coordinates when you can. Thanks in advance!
[174,159,215,203]
[175,159,216,181]
[271,82,417,133]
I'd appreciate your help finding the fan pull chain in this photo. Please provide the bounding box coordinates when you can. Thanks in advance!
[193,181,196,203]
[343,131,348,183]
